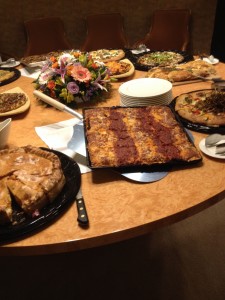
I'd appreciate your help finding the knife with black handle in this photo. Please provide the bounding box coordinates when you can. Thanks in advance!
[76,189,89,226]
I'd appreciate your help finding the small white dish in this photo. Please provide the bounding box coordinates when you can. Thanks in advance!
[131,48,150,55]
[203,57,219,65]
[199,138,225,159]
[0,118,11,149]
[0,61,20,68]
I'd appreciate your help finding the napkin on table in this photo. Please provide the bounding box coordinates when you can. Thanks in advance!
[35,118,91,174]
[20,67,41,79]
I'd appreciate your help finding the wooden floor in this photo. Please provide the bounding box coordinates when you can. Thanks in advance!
[1,198,225,300]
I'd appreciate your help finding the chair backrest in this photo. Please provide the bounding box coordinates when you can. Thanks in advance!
[135,9,191,51]
[23,16,73,57]
[81,13,129,51]
[0,51,18,61]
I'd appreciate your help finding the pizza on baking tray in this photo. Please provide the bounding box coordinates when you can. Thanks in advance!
[175,90,225,126]
[84,106,202,168]
[137,51,184,67]
[89,49,125,62]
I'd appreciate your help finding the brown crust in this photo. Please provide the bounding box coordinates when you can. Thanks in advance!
[0,179,13,224]
[21,50,69,65]
[0,146,65,221]
[89,49,125,62]
[138,51,184,67]
[84,106,202,168]
[175,91,225,126]
[146,60,217,83]
[0,93,28,113]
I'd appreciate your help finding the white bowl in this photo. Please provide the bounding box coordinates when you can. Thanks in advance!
[0,118,11,149]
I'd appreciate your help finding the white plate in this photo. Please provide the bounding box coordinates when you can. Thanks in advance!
[119,78,172,98]
[199,138,225,159]
[0,61,20,68]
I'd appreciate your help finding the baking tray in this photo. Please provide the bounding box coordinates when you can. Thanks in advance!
[83,106,202,171]
[170,89,225,134]
[124,49,193,71]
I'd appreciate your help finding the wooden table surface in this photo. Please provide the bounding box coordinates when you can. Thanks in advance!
[0,63,225,256]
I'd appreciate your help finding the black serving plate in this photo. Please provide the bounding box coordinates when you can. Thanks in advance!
[170,89,225,134]
[124,49,193,71]
[0,148,81,244]
[0,67,21,86]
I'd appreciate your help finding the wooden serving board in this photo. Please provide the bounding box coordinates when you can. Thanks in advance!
[111,59,135,79]
[0,87,30,117]
[172,75,221,86]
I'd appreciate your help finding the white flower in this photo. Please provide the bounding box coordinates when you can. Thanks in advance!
[58,53,75,65]
[38,69,54,84]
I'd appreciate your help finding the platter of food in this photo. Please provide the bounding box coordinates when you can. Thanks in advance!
[20,50,65,67]
[171,89,225,133]
[20,54,48,67]
[89,49,125,62]
[83,106,202,170]
[0,67,21,86]
[0,87,31,117]
[146,60,219,85]
[126,50,192,71]
[104,58,135,78]
[0,147,81,243]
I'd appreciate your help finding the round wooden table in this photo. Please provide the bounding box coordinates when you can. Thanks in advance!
[0,64,225,255]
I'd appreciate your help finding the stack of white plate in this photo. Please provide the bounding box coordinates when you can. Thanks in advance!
[119,78,173,107]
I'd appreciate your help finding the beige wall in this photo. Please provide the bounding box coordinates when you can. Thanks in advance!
[0,0,217,59]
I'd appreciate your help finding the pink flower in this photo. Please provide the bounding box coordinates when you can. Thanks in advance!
[71,65,91,83]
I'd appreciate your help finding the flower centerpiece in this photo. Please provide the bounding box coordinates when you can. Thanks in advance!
[34,50,111,104]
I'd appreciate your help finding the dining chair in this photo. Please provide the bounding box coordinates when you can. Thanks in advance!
[133,9,191,52]
[0,51,18,61]
[23,16,73,57]
[81,13,129,51]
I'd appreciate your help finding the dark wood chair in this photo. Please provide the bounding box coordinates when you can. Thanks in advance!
[23,16,73,57]
[133,9,191,51]
[0,51,18,61]
[81,13,129,51]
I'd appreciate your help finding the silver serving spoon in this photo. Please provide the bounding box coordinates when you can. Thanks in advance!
[205,133,225,147]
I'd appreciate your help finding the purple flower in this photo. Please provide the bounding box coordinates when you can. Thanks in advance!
[54,59,66,82]
[67,82,79,94]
